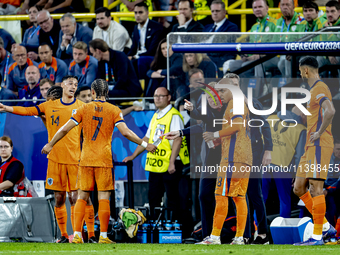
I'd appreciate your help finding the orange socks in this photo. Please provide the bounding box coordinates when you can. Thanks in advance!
[85,205,95,238]
[98,199,110,233]
[212,195,229,236]
[74,199,87,232]
[312,195,326,236]
[233,196,248,237]
[54,204,69,238]
[300,191,328,225]
[335,218,340,237]
[70,205,75,231]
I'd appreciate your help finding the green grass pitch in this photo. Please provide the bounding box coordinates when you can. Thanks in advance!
[1,243,340,255]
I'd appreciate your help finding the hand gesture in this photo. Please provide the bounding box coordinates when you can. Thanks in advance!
[184,99,193,111]
[163,131,180,140]
[310,132,320,143]
[41,143,53,154]
[203,132,214,142]
[123,155,135,162]
[146,143,157,153]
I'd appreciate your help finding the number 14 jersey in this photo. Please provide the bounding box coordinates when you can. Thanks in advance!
[12,98,84,164]
[71,100,124,167]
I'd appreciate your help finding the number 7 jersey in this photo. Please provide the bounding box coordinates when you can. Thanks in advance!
[71,100,124,167]
[12,98,84,164]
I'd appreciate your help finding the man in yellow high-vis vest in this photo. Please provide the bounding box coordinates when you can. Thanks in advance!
[123,87,189,222]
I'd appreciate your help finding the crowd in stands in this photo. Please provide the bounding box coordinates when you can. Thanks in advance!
[0,0,339,106]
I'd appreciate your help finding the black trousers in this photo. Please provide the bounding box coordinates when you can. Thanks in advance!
[148,160,182,221]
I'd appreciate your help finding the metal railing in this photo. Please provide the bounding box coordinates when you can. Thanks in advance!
[0,6,327,32]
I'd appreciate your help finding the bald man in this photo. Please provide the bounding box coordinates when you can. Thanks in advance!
[17,65,42,107]
[6,45,39,94]
[123,87,190,234]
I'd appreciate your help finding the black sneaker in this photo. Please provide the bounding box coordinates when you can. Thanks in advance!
[251,236,269,245]
[88,236,98,243]
[57,236,69,243]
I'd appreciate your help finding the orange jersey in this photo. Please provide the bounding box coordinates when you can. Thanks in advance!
[71,100,124,167]
[220,100,252,166]
[12,98,84,164]
[306,80,333,148]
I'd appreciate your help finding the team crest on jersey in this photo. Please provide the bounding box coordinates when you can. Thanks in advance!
[292,25,296,32]
[50,74,55,81]
[47,178,53,186]
[72,109,77,115]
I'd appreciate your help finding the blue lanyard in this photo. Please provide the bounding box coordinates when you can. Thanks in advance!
[29,25,40,39]
[3,53,10,83]
[280,20,292,42]
[49,36,54,45]
[105,63,114,82]
[254,19,268,43]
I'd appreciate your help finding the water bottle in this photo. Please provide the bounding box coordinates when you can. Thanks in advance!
[153,136,163,146]
[173,220,181,231]
[165,220,172,231]
[207,140,215,149]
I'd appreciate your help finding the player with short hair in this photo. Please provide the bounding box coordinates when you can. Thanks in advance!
[293,56,336,246]
[197,77,252,245]
[41,79,157,244]
[0,75,95,243]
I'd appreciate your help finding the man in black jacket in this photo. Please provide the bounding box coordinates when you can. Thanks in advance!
[89,39,142,99]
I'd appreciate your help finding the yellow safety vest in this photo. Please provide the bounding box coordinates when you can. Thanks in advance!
[120,0,153,22]
[268,115,306,166]
[145,107,190,173]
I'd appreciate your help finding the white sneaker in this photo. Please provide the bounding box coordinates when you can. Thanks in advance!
[196,236,221,245]
[230,236,245,245]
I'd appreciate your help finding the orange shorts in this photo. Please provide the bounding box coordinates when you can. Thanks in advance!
[77,166,114,191]
[45,160,78,192]
[296,146,333,180]
[215,162,250,197]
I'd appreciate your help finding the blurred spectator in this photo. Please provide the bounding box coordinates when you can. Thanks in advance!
[317,1,340,71]
[0,136,24,197]
[57,13,93,66]
[68,41,98,88]
[262,106,307,218]
[0,86,17,106]
[172,0,204,33]
[0,27,16,53]
[89,39,142,98]
[39,0,87,13]
[204,0,239,77]
[36,10,61,59]
[0,0,21,15]
[146,38,184,98]
[301,1,324,32]
[128,2,163,80]
[324,138,340,233]
[18,65,42,107]
[39,78,54,99]
[177,68,205,110]
[275,0,305,78]
[38,44,68,86]
[21,5,41,54]
[0,37,14,87]
[6,45,39,94]
[128,3,163,60]
[93,7,132,53]
[119,0,153,37]
[183,53,217,83]
[75,85,91,103]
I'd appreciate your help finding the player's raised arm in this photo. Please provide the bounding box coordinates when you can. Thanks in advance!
[117,122,157,156]
[310,99,336,143]
[41,119,78,154]
[202,116,243,142]
[0,102,41,116]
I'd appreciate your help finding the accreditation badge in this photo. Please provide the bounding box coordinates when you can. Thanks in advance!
[153,124,166,142]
